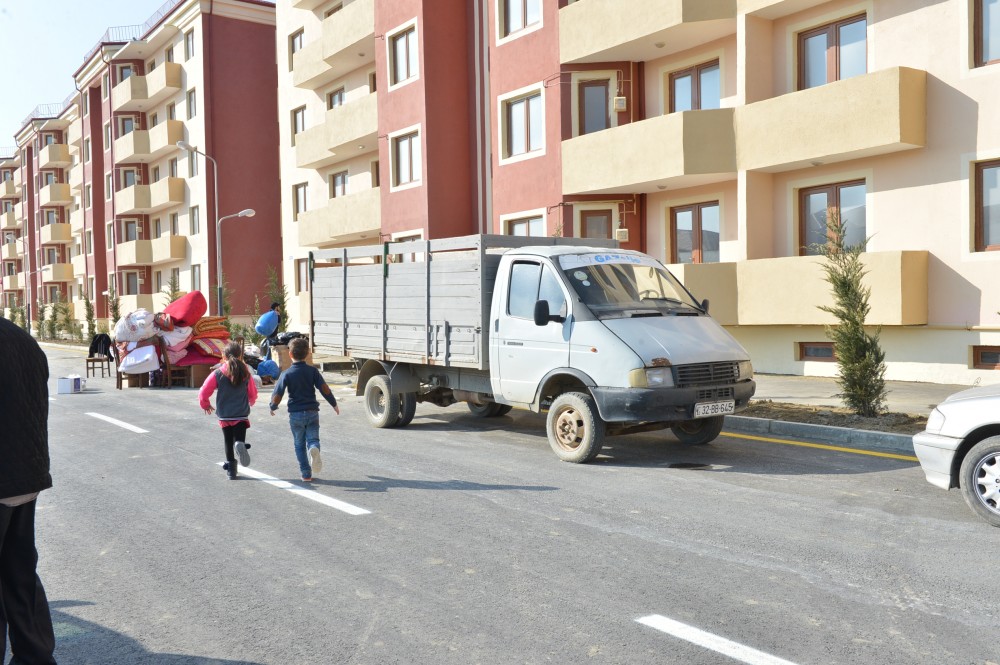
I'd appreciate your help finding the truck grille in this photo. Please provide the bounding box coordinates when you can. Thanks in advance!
[675,362,739,387]
[696,387,734,401]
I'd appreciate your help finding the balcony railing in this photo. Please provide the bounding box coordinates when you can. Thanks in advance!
[117,239,153,267]
[41,223,72,245]
[114,120,184,163]
[111,62,182,113]
[2,273,20,291]
[72,253,87,277]
[116,177,185,214]
[38,143,72,169]
[0,180,17,199]
[69,162,84,190]
[69,207,84,233]
[1,241,16,260]
[42,263,73,283]
[150,234,187,264]
[39,183,73,207]
[293,0,376,90]
[296,93,378,170]
[297,188,381,248]
[1,210,19,230]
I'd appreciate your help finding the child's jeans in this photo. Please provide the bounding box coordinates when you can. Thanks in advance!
[289,410,320,477]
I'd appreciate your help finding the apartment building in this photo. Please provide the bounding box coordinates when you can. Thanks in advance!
[278,0,1000,385]
[0,0,280,328]
[1,147,26,313]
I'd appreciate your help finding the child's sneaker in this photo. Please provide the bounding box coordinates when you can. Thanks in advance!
[301,476,313,482]
[309,447,323,475]
[235,441,251,467]
[223,461,238,480]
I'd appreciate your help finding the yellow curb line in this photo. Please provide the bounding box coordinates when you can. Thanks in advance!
[722,431,919,462]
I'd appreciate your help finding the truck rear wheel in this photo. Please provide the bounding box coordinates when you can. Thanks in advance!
[467,402,508,418]
[364,375,400,428]
[546,392,605,463]
[959,436,1000,528]
[670,416,724,445]
[396,392,417,427]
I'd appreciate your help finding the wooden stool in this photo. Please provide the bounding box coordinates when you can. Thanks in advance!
[86,356,111,378]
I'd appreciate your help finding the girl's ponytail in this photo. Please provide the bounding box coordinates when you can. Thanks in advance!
[224,341,248,385]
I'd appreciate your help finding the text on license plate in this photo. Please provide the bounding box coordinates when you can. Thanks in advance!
[693,400,735,418]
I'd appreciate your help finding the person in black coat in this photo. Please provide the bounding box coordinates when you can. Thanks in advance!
[0,318,57,663]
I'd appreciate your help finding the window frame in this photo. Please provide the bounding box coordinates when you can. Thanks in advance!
[506,215,545,237]
[184,29,195,61]
[329,170,348,199]
[390,129,422,190]
[797,13,867,90]
[975,159,1000,252]
[498,0,542,42]
[189,205,200,235]
[289,29,304,71]
[799,342,837,362]
[578,79,610,136]
[975,0,1000,67]
[499,85,545,163]
[295,257,310,294]
[326,87,345,110]
[668,59,721,113]
[291,106,307,145]
[669,200,721,264]
[797,179,866,256]
[388,22,419,89]
[186,89,197,119]
[292,183,308,221]
[973,345,1000,370]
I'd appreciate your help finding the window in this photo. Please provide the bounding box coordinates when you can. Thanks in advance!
[507,261,564,320]
[105,173,113,199]
[154,218,162,237]
[165,45,174,63]
[85,230,93,254]
[155,270,162,293]
[104,123,111,148]
[368,71,377,93]
[147,59,156,72]
[976,160,1000,251]
[167,102,176,121]
[168,158,178,178]
[186,89,197,119]
[392,132,421,187]
[798,15,867,90]
[973,346,1000,369]
[118,64,132,82]
[191,264,201,292]
[152,166,161,182]
[329,171,347,198]
[83,138,91,163]
[44,210,57,226]
[292,183,307,221]
[169,213,179,235]
[102,73,110,98]
[106,223,113,249]
[289,29,304,70]
[85,184,92,209]
[295,258,310,294]
[581,209,613,240]
[503,91,543,158]
[326,88,345,110]
[671,202,720,264]
[89,277,95,298]
[670,60,721,112]
[82,93,89,116]
[189,206,200,235]
[390,26,418,85]
[291,106,306,145]
[799,342,836,362]
[578,80,609,135]
[170,267,180,286]
[184,30,195,60]
[502,0,542,38]
[149,112,158,128]
[976,0,1000,65]
[123,219,138,242]
[507,216,544,236]
[371,160,380,188]
[188,152,198,177]
[121,168,137,189]
[799,180,866,255]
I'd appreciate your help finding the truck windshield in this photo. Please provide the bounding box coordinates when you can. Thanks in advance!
[558,253,702,318]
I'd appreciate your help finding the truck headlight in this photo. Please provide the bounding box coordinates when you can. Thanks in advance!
[925,408,945,433]
[738,360,753,380]
[628,367,675,388]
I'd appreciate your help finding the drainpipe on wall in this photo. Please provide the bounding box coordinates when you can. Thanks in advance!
[473,0,493,234]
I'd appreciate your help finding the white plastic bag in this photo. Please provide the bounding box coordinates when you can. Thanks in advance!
[120,345,160,374]
[160,325,193,348]
[114,309,157,342]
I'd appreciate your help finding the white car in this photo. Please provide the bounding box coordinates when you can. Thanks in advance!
[913,384,1000,527]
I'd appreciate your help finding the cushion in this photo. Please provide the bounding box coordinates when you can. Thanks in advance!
[163,291,208,328]
[191,338,228,358]
[173,346,219,367]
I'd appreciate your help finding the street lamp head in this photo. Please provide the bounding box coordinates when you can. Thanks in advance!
[239,209,256,218]
[176,140,194,151]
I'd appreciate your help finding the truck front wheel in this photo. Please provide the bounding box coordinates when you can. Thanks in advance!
[546,392,605,463]
[364,375,400,428]
[959,436,1000,528]
[670,416,724,445]
[467,402,510,418]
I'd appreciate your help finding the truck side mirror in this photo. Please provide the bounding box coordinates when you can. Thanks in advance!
[701,298,710,314]
[533,300,564,326]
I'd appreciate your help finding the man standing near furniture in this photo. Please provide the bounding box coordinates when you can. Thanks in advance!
[0,318,57,664]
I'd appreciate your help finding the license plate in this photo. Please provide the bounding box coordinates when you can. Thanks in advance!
[693,400,735,418]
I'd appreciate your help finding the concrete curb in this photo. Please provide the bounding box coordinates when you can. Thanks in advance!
[724,415,916,457]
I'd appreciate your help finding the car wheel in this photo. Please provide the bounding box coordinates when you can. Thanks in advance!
[670,416,724,445]
[546,392,605,463]
[364,375,400,428]
[959,436,1000,528]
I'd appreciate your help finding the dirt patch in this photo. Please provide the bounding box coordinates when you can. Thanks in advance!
[741,400,927,435]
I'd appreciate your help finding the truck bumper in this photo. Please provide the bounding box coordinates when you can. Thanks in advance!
[591,380,756,423]
[912,431,961,490]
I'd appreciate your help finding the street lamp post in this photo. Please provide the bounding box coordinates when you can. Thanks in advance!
[176,140,255,316]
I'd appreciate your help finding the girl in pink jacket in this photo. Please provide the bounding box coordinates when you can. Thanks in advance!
[199,341,258,480]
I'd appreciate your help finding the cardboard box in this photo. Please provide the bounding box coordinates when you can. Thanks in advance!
[57,376,83,394]
[188,363,215,388]
[275,344,313,372]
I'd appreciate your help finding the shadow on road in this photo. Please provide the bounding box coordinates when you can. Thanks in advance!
[312,475,558,493]
[22,600,267,665]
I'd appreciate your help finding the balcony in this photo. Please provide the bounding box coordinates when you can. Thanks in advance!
[67,119,82,150]
[1,241,17,260]
[560,0,736,64]
[69,207,84,233]
[114,120,184,164]
[0,179,16,199]
[38,143,71,169]
[1,210,18,230]
[297,188,381,248]
[562,108,735,195]
[41,223,72,245]
[736,67,927,172]
[117,239,153,267]
[150,234,187,264]
[39,183,72,207]
[120,294,155,313]
[69,162,83,190]
[72,253,87,277]
[111,62,182,113]
[2,273,20,291]
[293,0,376,90]
[667,250,928,327]
[296,93,378,169]
[42,263,73,283]
[117,178,186,215]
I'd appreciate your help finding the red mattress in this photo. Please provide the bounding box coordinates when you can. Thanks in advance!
[163,291,208,328]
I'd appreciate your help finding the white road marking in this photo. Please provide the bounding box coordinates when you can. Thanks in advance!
[85,412,149,433]
[637,615,799,665]
[217,464,370,515]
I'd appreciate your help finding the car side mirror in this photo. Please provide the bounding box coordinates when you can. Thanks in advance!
[701,298,710,314]
[533,300,564,326]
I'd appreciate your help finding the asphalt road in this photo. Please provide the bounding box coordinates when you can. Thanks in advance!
[13,346,1000,665]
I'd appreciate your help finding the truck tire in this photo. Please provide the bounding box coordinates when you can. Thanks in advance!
[546,392,605,463]
[364,375,400,428]
[467,402,508,418]
[670,416,724,445]
[396,392,417,427]
[959,436,1000,528]
[494,404,513,417]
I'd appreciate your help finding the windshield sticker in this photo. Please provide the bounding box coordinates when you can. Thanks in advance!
[581,281,591,286]
[573,271,588,280]
[560,253,660,270]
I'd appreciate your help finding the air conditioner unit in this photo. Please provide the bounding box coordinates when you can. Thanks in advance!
[613,96,627,113]
[614,228,629,243]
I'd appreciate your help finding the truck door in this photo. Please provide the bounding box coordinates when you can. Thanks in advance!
[493,260,570,405]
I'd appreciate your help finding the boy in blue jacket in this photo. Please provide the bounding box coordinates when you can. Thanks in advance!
[269,337,339,481]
